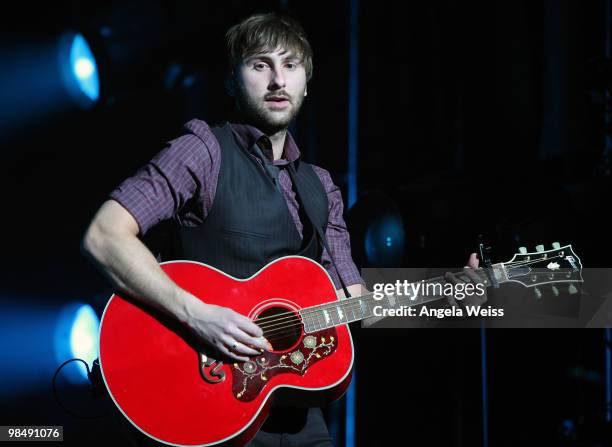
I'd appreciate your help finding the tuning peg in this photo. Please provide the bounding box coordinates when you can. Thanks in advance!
[551,285,559,296]
[552,242,561,249]
[519,247,527,254]
[534,287,542,299]
[568,284,578,295]
[536,245,545,252]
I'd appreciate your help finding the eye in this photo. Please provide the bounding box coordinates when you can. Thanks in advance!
[253,62,269,71]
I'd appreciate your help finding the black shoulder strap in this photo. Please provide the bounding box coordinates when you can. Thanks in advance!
[286,162,352,298]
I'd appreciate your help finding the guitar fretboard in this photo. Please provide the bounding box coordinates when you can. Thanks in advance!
[299,268,492,333]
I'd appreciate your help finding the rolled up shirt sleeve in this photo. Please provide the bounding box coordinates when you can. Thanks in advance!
[312,166,366,290]
[109,133,211,236]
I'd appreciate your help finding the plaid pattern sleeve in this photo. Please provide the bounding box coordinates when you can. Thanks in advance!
[311,166,366,290]
[109,132,212,235]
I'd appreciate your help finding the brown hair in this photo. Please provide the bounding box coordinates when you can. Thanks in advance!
[225,13,313,81]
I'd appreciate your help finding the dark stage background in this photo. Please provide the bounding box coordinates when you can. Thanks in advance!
[1,1,611,446]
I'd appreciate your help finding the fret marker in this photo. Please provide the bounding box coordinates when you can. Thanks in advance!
[323,309,330,325]
[337,307,345,321]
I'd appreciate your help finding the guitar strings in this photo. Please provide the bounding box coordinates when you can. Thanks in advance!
[253,268,480,328]
[502,254,564,267]
[261,292,440,342]
[263,270,580,343]
[254,291,382,330]
[255,266,488,331]
[261,291,445,341]
[256,256,576,340]
[256,254,570,326]
[258,269,490,332]
[253,291,376,324]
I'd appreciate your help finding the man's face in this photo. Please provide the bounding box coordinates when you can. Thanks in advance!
[232,47,307,134]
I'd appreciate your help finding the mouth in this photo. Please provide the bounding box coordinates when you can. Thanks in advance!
[264,97,290,109]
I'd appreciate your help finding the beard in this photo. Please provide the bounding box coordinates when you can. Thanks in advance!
[234,86,305,135]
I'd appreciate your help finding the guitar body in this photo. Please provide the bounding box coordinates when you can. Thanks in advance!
[99,256,354,446]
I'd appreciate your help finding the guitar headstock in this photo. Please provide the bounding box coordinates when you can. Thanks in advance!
[493,242,583,296]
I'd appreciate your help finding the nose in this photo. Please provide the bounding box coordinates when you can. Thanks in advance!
[269,66,286,90]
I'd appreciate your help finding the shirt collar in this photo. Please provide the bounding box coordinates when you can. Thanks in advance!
[229,120,301,165]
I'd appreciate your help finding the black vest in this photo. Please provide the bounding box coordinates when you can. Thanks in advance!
[165,122,329,279]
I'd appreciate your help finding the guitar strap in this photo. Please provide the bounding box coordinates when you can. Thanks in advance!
[286,161,352,299]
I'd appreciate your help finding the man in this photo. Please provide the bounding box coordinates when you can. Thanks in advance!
[83,12,482,446]
[83,13,365,447]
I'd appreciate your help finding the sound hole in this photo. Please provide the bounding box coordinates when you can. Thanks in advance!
[255,306,302,352]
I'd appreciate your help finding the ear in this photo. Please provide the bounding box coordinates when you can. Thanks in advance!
[304,88,308,97]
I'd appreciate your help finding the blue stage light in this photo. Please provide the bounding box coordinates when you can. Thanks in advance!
[70,305,99,364]
[58,32,100,109]
[54,303,100,382]
[70,34,99,102]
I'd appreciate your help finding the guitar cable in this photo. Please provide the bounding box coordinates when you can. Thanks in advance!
[51,358,109,419]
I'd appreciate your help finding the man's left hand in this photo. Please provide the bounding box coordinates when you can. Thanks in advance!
[444,252,487,309]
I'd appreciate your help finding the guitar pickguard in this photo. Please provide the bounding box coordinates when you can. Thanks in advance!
[230,329,338,402]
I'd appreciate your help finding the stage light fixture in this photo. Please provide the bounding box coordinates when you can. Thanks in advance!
[54,303,100,383]
[58,32,100,109]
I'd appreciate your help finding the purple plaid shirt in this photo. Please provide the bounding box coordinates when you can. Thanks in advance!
[109,119,364,290]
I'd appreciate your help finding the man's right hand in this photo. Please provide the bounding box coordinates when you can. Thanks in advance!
[82,201,272,363]
[183,299,273,362]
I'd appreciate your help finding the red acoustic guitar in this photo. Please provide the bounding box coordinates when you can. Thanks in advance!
[99,244,582,446]
[99,256,354,447]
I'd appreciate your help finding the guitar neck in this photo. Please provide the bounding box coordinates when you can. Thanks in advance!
[299,267,496,332]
